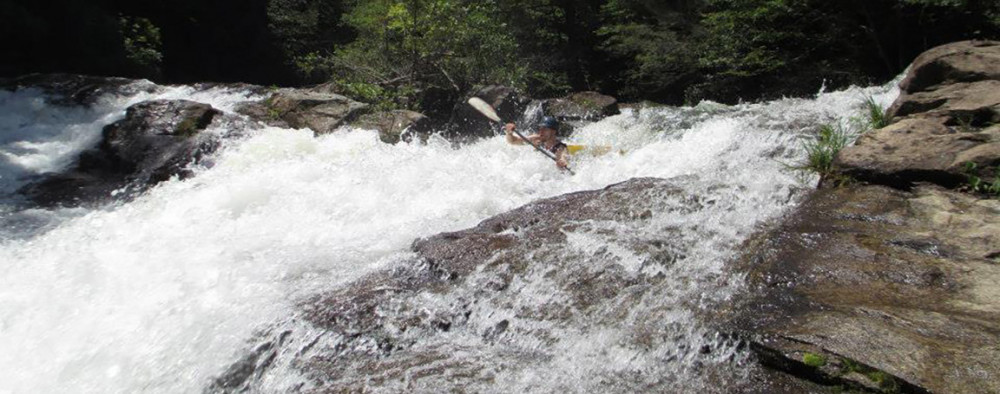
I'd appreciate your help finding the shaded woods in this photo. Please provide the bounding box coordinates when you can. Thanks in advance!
[3,0,998,108]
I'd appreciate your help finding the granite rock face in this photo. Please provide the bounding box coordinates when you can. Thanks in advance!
[736,185,1000,393]
[737,40,1000,393]
[895,40,1000,95]
[237,85,370,135]
[836,40,1000,188]
[544,91,620,122]
[209,178,766,392]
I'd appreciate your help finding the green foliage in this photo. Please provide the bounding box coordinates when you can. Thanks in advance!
[596,0,702,99]
[120,16,163,76]
[796,123,854,178]
[864,96,890,129]
[963,162,1000,197]
[5,0,1000,103]
[839,358,900,393]
[955,114,976,133]
[699,0,800,78]
[305,0,523,109]
[802,352,827,367]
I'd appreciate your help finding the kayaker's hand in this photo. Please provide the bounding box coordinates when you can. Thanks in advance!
[504,123,516,135]
[556,158,569,169]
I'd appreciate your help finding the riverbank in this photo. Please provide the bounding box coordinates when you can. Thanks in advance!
[734,40,1000,393]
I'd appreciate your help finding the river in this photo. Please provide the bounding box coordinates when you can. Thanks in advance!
[0,79,898,393]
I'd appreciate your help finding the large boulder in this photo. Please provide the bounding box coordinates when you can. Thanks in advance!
[896,40,1000,95]
[208,178,764,392]
[835,40,1000,188]
[734,185,1000,394]
[544,91,619,122]
[890,79,1000,121]
[237,86,369,135]
[836,117,999,188]
[350,110,433,143]
[22,99,225,206]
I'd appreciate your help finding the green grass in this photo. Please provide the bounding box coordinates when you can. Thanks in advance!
[956,114,977,133]
[963,162,1000,198]
[795,123,853,178]
[864,96,890,129]
[803,352,827,367]
[839,358,900,393]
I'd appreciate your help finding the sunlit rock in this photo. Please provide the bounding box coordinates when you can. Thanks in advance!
[238,86,369,134]
[836,40,1000,189]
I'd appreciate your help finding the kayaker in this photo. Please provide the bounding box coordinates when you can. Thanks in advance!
[505,116,569,170]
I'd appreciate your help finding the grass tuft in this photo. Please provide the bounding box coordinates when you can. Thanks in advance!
[864,96,890,129]
[803,352,827,367]
[794,123,853,178]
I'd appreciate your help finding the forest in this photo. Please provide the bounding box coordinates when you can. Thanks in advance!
[2,0,998,110]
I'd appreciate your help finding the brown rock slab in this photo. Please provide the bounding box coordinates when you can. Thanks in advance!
[899,40,1000,94]
[890,80,1000,121]
[209,178,746,392]
[837,40,1000,190]
[237,87,369,134]
[736,185,1000,393]
[835,117,1000,188]
[545,91,620,121]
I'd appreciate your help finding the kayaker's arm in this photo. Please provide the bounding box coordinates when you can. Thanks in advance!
[505,123,535,145]
[554,146,569,169]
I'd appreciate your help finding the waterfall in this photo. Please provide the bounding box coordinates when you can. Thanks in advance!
[0,79,899,393]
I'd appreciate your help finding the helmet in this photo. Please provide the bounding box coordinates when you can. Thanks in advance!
[537,116,559,130]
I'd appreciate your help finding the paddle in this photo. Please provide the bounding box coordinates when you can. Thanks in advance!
[467,97,575,175]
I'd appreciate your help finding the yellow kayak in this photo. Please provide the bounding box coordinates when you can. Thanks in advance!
[567,144,620,156]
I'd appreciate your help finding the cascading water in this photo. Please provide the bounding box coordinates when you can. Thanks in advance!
[0,78,898,393]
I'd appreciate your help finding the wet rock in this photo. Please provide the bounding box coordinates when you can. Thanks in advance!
[836,40,1000,189]
[897,40,1000,94]
[448,85,529,139]
[734,185,1000,393]
[0,73,157,106]
[210,178,727,392]
[350,110,433,143]
[22,100,226,206]
[237,86,369,134]
[544,91,620,122]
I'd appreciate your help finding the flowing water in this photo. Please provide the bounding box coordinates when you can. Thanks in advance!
[0,79,899,393]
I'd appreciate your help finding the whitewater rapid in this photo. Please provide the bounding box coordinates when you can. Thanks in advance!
[0,79,898,393]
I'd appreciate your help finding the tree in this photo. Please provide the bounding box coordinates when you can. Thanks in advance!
[596,0,704,102]
[311,0,523,110]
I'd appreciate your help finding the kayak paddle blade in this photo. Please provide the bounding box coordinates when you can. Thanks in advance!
[467,97,502,123]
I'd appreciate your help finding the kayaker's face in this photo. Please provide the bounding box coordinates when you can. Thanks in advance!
[538,127,556,140]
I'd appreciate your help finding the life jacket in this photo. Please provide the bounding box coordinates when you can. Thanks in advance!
[547,141,567,155]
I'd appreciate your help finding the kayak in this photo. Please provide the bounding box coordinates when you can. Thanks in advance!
[567,144,618,156]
